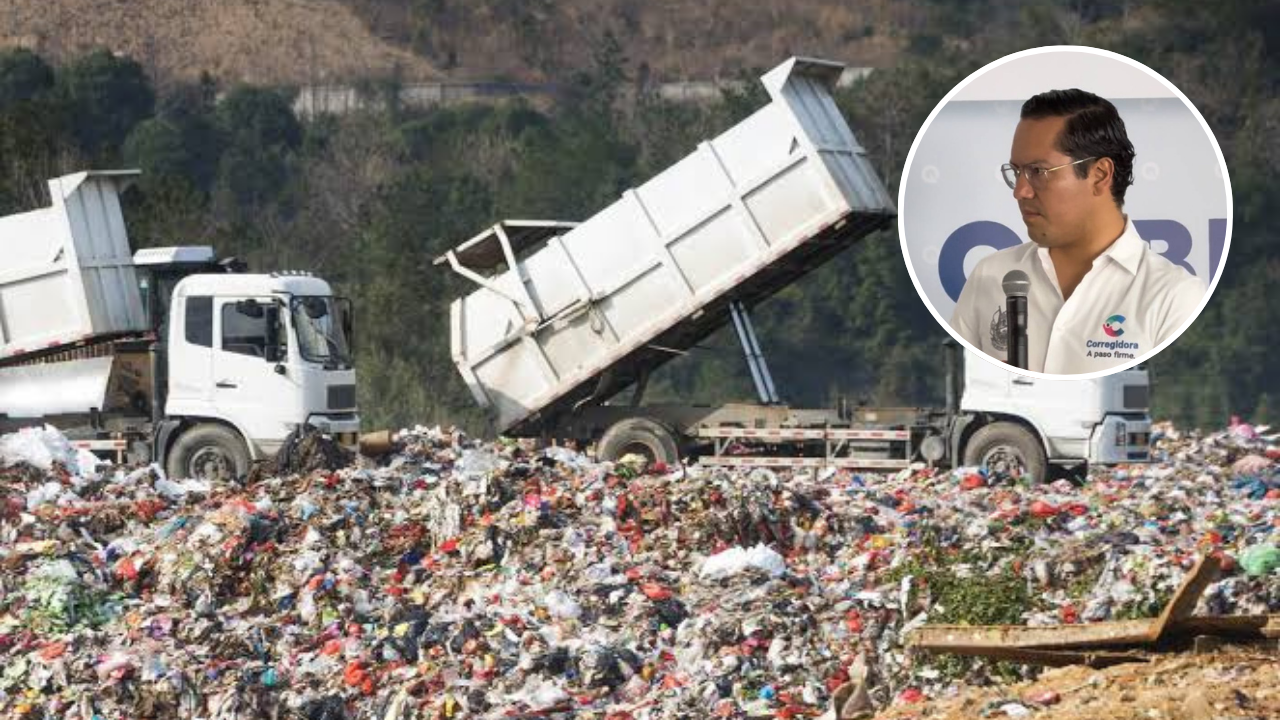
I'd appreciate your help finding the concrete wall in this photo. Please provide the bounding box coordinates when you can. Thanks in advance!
[292,68,875,118]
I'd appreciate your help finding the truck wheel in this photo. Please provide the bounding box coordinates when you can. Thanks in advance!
[166,424,251,481]
[962,422,1047,482]
[596,418,680,465]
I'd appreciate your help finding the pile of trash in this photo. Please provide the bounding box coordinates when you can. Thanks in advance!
[0,420,1276,719]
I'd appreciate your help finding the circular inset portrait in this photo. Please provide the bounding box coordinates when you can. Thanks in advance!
[899,46,1231,379]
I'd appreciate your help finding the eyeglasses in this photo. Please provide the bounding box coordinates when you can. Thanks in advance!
[1001,157,1097,190]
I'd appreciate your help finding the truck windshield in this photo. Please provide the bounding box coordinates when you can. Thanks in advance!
[291,296,353,368]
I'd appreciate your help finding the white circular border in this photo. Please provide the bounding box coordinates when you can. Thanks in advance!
[897,45,1234,381]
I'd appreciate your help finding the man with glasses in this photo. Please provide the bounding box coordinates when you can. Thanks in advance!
[950,88,1206,374]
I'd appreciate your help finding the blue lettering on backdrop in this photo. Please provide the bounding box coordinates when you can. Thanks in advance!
[939,221,1021,301]
[1209,218,1226,280]
[1133,220,1194,275]
[940,218,1227,301]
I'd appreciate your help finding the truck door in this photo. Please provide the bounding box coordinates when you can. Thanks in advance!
[212,297,299,453]
[166,295,215,407]
[963,352,1098,458]
[1001,373,1095,454]
[960,350,1012,406]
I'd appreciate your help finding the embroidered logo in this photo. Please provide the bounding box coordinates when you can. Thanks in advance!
[1103,314,1126,338]
[989,307,1007,351]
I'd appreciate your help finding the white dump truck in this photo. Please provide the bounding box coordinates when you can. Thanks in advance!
[0,170,360,479]
[437,57,1152,480]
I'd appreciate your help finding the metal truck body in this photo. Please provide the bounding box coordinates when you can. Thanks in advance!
[0,171,147,360]
[0,171,359,478]
[441,57,894,434]
[441,56,1150,478]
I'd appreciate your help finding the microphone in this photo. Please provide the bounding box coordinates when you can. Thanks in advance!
[1002,270,1030,370]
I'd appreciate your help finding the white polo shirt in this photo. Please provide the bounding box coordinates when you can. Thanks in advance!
[950,218,1206,375]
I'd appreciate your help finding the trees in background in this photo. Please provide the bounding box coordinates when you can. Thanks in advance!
[0,0,1273,431]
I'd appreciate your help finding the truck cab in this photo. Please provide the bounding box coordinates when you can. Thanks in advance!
[159,270,359,476]
[956,349,1151,476]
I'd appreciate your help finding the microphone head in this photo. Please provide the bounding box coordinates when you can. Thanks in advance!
[1002,269,1031,297]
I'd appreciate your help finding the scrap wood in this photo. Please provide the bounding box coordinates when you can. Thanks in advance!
[1191,635,1280,655]
[908,614,1280,654]
[907,554,1279,666]
[906,619,1157,651]
[930,645,1152,669]
[825,652,872,720]
[1146,553,1221,642]
[1177,614,1280,639]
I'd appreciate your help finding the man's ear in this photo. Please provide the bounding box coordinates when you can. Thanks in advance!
[1091,157,1115,198]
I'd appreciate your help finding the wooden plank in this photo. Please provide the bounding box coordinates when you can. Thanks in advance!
[1192,635,1280,655]
[907,614,1280,654]
[913,644,1151,668]
[906,619,1157,650]
[1178,615,1275,638]
[1147,554,1221,642]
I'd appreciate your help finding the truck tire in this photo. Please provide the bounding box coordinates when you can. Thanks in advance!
[962,421,1047,482]
[166,424,251,481]
[596,418,680,465]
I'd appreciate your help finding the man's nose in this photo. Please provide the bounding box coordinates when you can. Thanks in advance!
[1013,173,1035,200]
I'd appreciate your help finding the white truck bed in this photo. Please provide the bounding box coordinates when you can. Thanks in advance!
[0,171,147,362]
[0,356,117,417]
[440,57,896,434]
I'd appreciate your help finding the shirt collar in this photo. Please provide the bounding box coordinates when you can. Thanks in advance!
[1100,217,1144,275]
[1034,216,1144,277]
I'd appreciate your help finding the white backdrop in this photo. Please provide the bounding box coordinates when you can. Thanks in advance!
[901,54,1229,319]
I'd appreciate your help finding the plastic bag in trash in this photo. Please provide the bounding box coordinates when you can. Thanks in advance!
[699,543,788,580]
[1,424,99,476]
[1239,544,1280,577]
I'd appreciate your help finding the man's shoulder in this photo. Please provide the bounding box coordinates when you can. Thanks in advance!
[970,241,1037,278]
[1137,245,1209,294]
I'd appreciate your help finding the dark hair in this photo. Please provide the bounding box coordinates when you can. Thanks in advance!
[1020,89,1135,206]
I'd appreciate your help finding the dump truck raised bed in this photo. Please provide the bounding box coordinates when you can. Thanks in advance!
[0,171,360,479]
[439,57,1151,479]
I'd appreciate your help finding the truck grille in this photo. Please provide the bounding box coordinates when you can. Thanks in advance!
[327,384,357,410]
[1123,385,1148,410]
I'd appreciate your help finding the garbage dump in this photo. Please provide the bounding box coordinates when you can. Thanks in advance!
[0,420,1276,718]
[266,424,357,478]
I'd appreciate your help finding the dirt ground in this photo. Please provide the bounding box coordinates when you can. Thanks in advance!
[874,652,1280,720]
[1,0,439,86]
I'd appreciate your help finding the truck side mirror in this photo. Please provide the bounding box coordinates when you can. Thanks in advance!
[265,305,284,363]
[342,303,354,353]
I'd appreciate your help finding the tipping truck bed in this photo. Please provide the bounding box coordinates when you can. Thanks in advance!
[439,57,896,436]
[0,171,147,364]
